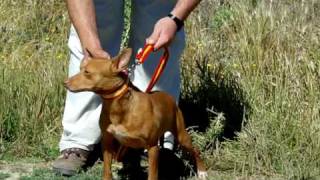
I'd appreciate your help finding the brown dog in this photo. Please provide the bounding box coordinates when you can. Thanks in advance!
[64,48,207,180]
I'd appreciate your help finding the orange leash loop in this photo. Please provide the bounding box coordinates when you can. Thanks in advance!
[135,44,169,93]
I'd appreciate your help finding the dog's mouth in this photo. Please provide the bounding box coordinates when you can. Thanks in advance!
[64,85,86,93]
[66,87,86,93]
[64,83,121,94]
[64,81,93,93]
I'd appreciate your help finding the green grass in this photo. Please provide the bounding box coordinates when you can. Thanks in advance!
[0,172,10,179]
[183,0,320,179]
[20,166,104,180]
[0,0,68,158]
[1,0,320,179]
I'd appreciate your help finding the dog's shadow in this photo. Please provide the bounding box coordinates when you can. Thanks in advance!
[116,148,194,180]
[158,148,195,180]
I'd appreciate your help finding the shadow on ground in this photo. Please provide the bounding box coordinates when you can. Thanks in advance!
[116,148,195,180]
[180,56,250,141]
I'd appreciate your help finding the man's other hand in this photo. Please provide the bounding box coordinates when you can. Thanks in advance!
[146,17,178,50]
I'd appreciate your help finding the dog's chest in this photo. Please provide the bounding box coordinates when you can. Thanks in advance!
[109,109,125,125]
[105,99,129,124]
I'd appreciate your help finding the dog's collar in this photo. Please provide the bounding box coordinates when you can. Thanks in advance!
[101,80,129,100]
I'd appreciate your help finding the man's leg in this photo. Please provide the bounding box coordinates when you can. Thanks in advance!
[129,0,186,150]
[52,0,124,175]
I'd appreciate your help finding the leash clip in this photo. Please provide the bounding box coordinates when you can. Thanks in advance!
[127,47,145,77]
[129,44,169,93]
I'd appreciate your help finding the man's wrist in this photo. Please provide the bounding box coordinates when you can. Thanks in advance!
[82,36,102,51]
[167,13,184,31]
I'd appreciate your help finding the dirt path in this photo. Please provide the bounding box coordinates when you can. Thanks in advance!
[0,161,50,180]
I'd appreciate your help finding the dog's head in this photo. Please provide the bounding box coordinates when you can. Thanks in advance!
[64,48,132,93]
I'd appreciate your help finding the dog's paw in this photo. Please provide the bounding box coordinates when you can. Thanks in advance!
[197,171,208,179]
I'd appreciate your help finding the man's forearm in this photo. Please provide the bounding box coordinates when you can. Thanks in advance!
[171,0,201,20]
[66,0,101,50]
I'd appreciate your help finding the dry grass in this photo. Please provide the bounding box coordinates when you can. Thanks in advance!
[0,0,69,158]
[183,0,320,179]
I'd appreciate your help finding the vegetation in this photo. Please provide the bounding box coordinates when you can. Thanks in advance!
[0,0,68,159]
[0,0,319,179]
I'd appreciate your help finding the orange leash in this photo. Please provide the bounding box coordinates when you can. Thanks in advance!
[135,44,169,93]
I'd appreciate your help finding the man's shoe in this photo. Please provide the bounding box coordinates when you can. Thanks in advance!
[52,148,89,176]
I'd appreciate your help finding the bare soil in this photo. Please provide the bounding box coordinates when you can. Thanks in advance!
[0,161,49,180]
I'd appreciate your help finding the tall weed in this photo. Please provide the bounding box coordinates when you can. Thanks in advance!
[184,0,320,178]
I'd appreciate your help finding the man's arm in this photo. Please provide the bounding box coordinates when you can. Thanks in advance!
[146,0,201,50]
[66,0,110,58]
[171,0,200,20]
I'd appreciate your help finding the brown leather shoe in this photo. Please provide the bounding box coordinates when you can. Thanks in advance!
[52,148,89,176]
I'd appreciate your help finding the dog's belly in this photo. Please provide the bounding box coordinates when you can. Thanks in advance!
[107,124,148,149]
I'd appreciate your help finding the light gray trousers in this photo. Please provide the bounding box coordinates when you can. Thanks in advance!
[59,0,185,151]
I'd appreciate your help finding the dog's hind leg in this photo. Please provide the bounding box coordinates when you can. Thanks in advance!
[175,108,208,179]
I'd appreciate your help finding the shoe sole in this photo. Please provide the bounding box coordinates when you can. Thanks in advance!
[52,167,77,176]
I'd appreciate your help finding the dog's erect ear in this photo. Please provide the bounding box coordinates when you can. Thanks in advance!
[81,58,89,68]
[85,48,94,58]
[113,48,132,72]
[81,49,92,68]
[84,48,93,60]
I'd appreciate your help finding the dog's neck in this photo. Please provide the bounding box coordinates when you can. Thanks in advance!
[100,76,130,100]
[102,82,129,100]
[99,71,142,102]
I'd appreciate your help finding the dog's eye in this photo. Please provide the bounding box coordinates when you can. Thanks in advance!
[84,70,90,74]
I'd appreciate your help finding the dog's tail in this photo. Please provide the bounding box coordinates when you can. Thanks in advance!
[175,108,186,134]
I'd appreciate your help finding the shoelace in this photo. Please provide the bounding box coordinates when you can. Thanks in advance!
[62,148,83,159]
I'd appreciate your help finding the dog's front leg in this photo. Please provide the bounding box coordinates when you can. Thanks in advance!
[102,133,114,180]
[147,145,159,180]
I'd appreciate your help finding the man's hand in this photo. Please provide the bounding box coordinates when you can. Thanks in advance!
[83,48,111,60]
[146,0,200,50]
[66,0,110,60]
[146,17,178,50]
